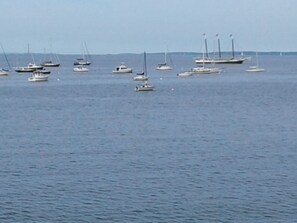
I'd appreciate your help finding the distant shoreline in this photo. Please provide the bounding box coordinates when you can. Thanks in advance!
[1,51,294,56]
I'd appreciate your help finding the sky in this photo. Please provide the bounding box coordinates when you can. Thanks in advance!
[0,0,297,54]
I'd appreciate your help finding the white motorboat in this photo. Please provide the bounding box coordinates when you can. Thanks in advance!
[135,81,154,91]
[73,65,89,72]
[133,72,148,81]
[0,68,9,76]
[112,63,133,74]
[28,70,49,82]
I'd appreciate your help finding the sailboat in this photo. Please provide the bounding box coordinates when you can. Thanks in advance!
[0,43,10,76]
[246,52,265,72]
[191,50,221,74]
[156,50,172,71]
[195,34,247,64]
[41,44,60,67]
[15,45,43,73]
[135,52,154,91]
[74,42,91,66]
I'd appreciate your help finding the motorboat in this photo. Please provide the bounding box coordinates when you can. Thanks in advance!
[15,63,43,73]
[28,70,49,82]
[73,65,89,72]
[177,71,193,77]
[0,68,9,76]
[41,60,60,67]
[112,63,133,74]
[135,81,154,92]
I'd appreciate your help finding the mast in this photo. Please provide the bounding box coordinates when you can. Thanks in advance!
[203,33,209,58]
[144,51,147,76]
[216,34,221,59]
[230,34,235,58]
[0,42,11,70]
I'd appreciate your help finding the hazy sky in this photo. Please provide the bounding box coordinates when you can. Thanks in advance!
[1,0,296,54]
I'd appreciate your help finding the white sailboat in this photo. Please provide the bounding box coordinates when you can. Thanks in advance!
[135,52,154,91]
[0,43,11,76]
[156,50,172,71]
[246,52,265,72]
[192,48,221,75]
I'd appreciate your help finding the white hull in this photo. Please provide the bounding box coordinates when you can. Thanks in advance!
[191,67,221,74]
[0,69,8,76]
[133,74,148,81]
[28,73,49,82]
[156,64,172,71]
[135,84,154,91]
[177,71,193,77]
[74,66,89,72]
[112,64,133,74]
[246,66,265,72]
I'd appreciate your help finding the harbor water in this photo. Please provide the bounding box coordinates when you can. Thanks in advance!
[0,53,297,222]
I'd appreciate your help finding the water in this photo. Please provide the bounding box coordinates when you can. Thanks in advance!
[0,53,297,222]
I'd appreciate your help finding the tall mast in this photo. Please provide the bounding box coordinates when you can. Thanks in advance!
[230,34,235,58]
[203,33,209,58]
[216,34,221,58]
[0,43,11,70]
[144,51,147,76]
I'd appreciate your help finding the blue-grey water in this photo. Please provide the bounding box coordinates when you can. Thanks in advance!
[0,53,297,222]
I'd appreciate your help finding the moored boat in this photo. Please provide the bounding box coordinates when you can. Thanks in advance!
[73,65,89,72]
[133,72,148,81]
[41,60,60,67]
[15,63,43,73]
[28,70,49,82]
[135,81,154,91]
[112,63,133,74]
[0,68,9,76]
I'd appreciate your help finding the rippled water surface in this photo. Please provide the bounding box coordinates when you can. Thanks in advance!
[0,53,297,222]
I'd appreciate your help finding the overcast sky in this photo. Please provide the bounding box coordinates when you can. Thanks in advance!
[0,0,296,54]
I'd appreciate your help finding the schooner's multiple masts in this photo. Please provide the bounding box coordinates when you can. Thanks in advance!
[195,34,248,64]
